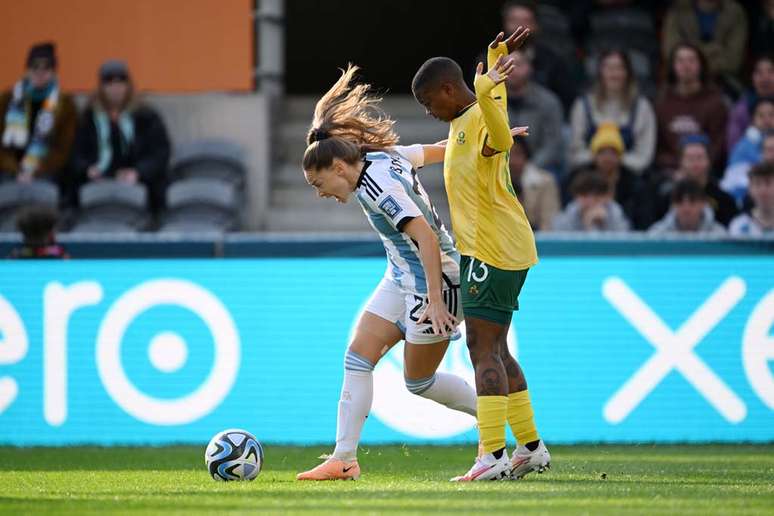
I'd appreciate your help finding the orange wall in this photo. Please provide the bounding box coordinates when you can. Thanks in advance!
[0,0,254,92]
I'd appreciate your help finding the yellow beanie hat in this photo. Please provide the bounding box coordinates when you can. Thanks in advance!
[590,122,625,155]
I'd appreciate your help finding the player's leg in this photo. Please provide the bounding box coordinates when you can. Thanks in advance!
[403,339,477,416]
[402,285,477,416]
[497,328,551,478]
[298,282,403,481]
[460,316,513,480]
[486,269,550,479]
[451,256,522,481]
[334,311,402,458]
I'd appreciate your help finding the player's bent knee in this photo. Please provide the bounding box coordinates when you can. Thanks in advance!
[499,348,516,363]
[344,349,375,373]
[405,374,436,395]
[469,349,502,369]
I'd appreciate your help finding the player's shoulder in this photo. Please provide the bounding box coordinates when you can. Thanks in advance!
[364,150,411,180]
[453,104,487,135]
[359,153,396,203]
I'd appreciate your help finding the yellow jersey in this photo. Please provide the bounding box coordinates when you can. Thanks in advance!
[442,43,538,271]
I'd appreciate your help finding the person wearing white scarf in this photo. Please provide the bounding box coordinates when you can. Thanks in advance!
[0,42,77,182]
[72,60,171,213]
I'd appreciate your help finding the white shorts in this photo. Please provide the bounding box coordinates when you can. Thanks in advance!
[364,277,463,344]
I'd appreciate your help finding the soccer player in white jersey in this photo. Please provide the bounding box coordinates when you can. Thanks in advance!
[296,65,478,481]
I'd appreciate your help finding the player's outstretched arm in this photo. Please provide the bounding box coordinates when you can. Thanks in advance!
[487,27,530,108]
[398,127,529,168]
[402,217,458,337]
[475,56,516,154]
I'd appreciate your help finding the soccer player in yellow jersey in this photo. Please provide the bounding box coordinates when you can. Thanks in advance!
[412,27,551,481]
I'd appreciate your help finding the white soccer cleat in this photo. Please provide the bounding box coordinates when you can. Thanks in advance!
[509,441,551,480]
[450,450,511,482]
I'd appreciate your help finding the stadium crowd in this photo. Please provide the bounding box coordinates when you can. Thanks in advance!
[501,0,774,236]
[1,0,773,242]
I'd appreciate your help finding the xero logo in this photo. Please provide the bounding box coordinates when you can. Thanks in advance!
[603,276,774,424]
[1,279,240,426]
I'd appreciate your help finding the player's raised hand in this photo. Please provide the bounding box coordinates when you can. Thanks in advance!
[489,31,506,50]
[504,26,530,53]
[489,26,530,53]
[476,55,515,86]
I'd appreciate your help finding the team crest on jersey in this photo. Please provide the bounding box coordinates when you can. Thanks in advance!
[468,284,479,296]
[456,131,466,145]
[378,195,403,219]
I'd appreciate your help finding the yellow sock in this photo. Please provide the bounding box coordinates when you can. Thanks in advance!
[477,396,508,454]
[507,390,539,445]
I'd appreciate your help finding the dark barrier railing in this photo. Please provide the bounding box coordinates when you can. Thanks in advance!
[1,232,773,258]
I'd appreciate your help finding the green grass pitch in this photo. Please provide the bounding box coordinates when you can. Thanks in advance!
[1,444,772,515]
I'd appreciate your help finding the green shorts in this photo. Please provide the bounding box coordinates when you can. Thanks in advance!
[460,255,529,325]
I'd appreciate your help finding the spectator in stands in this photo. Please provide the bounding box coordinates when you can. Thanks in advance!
[569,122,653,229]
[552,170,631,232]
[751,0,774,58]
[0,42,77,184]
[662,0,748,94]
[729,162,774,235]
[721,98,774,205]
[654,135,738,226]
[655,43,728,174]
[505,49,565,175]
[8,205,68,259]
[763,132,774,164]
[508,137,560,231]
[727,54,774,150]
[569,49,656,176]
[649,179,726,235]
[501,0,576,113]
[72,60,171,213]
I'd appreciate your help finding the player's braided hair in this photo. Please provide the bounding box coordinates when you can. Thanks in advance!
[303,64,399,171]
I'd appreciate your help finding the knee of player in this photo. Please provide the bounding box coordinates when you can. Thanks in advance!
[343,349,375,373]
[404,374,436,395]
[467,348,500,367]
[498,347,514,363]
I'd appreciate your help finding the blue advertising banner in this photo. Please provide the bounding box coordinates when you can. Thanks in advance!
[0,257,772,445]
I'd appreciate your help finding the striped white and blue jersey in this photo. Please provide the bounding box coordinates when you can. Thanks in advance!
[355,145,460,294]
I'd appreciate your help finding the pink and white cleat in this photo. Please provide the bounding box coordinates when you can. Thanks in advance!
[450,451,511,482]
[296,457,361,481]
[509,441,551,480]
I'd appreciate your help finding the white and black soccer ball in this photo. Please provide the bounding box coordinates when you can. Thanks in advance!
[205,429,264,481]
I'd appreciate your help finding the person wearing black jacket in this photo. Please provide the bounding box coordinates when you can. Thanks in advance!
[72,60,170,213]
[652,134,739,227]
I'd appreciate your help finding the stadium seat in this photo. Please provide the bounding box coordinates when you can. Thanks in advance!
[0,180,59,231]
[158,177,240,233]
[70,180,149,233]
[169,139,247,187]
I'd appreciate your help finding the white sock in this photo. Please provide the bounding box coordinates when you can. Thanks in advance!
[332,351,374,462]
[406,372,477,416]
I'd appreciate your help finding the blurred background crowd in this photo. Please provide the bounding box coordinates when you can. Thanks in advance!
[1,0,773,259]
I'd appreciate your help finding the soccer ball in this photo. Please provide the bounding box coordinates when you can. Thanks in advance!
[205,429,263,481]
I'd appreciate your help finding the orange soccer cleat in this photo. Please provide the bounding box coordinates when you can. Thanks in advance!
[296,457,361,481]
